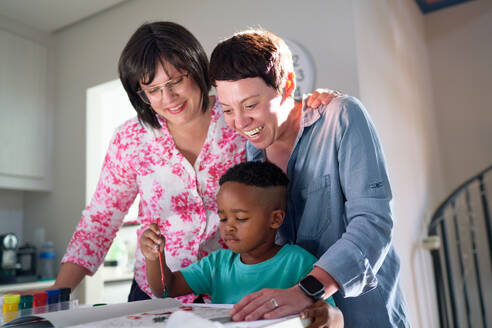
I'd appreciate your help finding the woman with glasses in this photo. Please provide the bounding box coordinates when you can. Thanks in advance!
[51,22,335,304]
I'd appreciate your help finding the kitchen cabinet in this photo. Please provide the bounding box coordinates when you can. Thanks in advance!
[102,279,133,304]
[0,29,51,190]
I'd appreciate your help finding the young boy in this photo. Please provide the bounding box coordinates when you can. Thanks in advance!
[139,161,340,322]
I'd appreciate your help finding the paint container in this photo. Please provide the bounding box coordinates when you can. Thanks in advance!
[69,298,79,310]
[0,295,4,325]
[19,295,33,317]
[59,288,71,310]
[45,289,60,312]
[2,294,20,323]
[33,292,48,314]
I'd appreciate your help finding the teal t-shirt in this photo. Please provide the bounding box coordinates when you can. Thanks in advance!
[180,244,335,306]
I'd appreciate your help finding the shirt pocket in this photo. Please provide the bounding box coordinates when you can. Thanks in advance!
[297,174,332,240]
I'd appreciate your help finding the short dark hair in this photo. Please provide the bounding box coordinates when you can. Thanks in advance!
[219,161,289,188]
[118,21,211,129]
[209,29,293,93]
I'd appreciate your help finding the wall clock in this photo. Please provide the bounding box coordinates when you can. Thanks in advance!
[284,38,315,101]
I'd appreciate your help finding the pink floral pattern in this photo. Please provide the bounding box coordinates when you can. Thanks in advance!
[62,100,246,301]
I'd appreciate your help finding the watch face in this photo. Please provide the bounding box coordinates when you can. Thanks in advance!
[301,275,324,294]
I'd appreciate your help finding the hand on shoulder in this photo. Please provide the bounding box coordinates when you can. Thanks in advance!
[305,89,342,109]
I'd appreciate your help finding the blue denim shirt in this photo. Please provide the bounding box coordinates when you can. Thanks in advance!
[247,96,409,327]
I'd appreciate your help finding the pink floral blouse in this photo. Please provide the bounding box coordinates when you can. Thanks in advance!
[62,99,246,301]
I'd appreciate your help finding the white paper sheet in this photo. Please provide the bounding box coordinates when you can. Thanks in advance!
[3,299,308,328]
[68,303,305,328]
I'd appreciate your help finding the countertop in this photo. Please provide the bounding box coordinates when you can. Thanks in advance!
[102,266,133,283]
[0,279,55,293]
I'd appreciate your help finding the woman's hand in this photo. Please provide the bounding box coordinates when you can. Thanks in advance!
[300,300,344,328]
[305,89,341,108]
[230,285,313,321]
[139,223,164,261]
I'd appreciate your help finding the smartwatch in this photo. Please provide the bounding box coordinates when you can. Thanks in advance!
[298,275,325,301]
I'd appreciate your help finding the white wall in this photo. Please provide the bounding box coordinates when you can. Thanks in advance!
[426,0,492,191]
[353,1,444,326]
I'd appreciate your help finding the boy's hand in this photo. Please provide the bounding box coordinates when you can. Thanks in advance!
[140,223,165,261]
[300,300,344,328]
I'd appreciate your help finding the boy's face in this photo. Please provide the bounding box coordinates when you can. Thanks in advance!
[217,181,282,256]
[216,77,286,150]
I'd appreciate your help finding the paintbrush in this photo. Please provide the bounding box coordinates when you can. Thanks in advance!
[157,245,166,292]
[155,220,166,293]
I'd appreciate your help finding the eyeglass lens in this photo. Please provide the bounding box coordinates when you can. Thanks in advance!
[138,74,188,104]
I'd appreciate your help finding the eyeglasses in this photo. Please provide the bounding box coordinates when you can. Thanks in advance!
[137,73,189,104]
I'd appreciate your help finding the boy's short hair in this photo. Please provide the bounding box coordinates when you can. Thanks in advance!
[209,28,294,94]
[219,161,289,188]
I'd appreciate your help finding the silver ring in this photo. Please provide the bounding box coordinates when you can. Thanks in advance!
[271,298,279,309]
[331,90,342,97]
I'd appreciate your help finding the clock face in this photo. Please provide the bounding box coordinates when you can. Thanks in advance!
[284,39,315,101]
